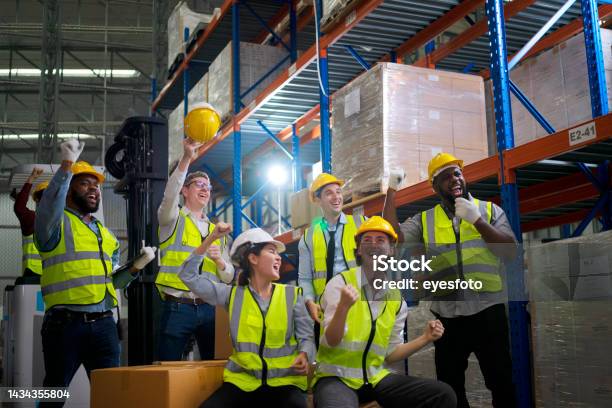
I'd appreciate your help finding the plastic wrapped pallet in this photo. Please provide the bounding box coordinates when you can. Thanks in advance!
[167,1,217,68]
[485,29,612,150]
[405,302,491,407]
[331,63,488,199]
[167,73,208,166]
[527,230,612,407]
[208,41,290,121]
[321,0,351,26]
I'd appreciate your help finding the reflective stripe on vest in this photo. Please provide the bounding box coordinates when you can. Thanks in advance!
[224,283,307,392]
[305,214,364,300]
[421,199,502,296]
[157,210,226,292]
[22,234,42,275]
[314,269,401,389]
[39,211,118,310]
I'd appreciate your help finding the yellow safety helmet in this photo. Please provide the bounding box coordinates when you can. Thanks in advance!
[428,152,463,183]
[72,161,105,183]
[355,215,398,243]
[184,102,222,143]
[309,173,344,202]
[32,181,49,201]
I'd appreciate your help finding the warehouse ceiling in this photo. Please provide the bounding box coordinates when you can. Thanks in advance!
[0,0,223,183]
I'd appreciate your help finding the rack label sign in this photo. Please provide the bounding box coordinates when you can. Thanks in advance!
[569,121,596,146]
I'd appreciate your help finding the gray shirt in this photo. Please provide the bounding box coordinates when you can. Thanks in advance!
[298,212,352,302]
[158,166,234,299]
[400,197,516,318]
[180,253,316,363]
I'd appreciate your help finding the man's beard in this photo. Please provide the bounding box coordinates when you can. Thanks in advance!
[71,189,100,213]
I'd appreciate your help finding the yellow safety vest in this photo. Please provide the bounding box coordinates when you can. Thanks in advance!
[157,209,227,293]
[304,214,364,301]
[22,233,42,275]
[421,199,502,296]
[224,283,307,392]
[39,210,118,310]
[314,269,402,389]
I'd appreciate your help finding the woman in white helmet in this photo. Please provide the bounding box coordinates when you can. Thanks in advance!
[179,223,314,408]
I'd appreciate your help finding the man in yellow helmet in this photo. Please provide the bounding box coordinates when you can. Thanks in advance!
[382,153,518,408]
[156,137,234,361]
[298,173,365,335]
[12,167,46,278]
[34,140,156,404]
[313,216,456,408]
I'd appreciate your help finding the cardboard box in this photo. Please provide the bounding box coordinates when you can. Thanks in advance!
[332,63,488,199]
[91,361,225,408]
[528,230,612,407]
[485,29,612,150]
[208,41,289,121]
[215,306,232,359]
[290,188,321,229]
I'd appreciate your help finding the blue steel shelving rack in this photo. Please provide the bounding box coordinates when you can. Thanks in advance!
[152,1,612,406]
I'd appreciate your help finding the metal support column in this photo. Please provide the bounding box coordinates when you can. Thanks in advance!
[485,1,532,407]
[38,0,62,163]
[292,123,302,192]
[316,0,332,173]
[232,2,242,236]
[581,0,609,117]
[183,27,190,118]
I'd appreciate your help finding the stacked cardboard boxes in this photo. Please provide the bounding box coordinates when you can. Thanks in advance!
[168,73,209,166]
[332,63,488,198]
[290,188,321,229]
[527,230,612,407]
[208,41,290,121]
[485,29,612,151]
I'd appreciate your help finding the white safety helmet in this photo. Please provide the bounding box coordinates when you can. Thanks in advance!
[230,228,286,266]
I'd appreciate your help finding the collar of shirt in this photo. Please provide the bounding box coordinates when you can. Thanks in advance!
[182,206,209,223]
[322,212,347,232]
[65,207,98,226]
[356,267,388,301]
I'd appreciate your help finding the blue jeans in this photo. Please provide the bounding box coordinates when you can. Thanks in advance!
[158,300,215,361]
[40,309,120,408]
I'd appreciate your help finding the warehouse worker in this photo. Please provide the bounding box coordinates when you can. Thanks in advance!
[313,216,456,408]
[298,173,366,328]
[35,140,156,407]
[179,225,314,408]
[12,167,46,278]
[382,153,518,408]
[156,136,235,361]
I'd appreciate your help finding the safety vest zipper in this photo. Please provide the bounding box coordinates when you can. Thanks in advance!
[361,298,378,385]
[250,286,271,386]
[452,218,465,280]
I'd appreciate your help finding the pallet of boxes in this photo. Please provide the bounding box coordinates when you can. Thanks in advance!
[485,29,612,154]
[331,62,489,202]
[527,230,612,407]
[91,308,232,408]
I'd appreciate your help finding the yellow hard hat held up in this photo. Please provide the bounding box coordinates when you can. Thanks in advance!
[309,173,344,202]
[32,181,49,202]
[428,152,463,184]
[355,216,398,243]
[72,161,105,184]
[184,102,222,143]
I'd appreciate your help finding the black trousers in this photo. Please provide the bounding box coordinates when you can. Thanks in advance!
[433,303,517,408]
[313,375,456,408]
[201,382,307,408]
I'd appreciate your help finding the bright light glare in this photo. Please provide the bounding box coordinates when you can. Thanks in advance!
[267,165,288,186]
[0,68,140,78]
[2,133,97,140]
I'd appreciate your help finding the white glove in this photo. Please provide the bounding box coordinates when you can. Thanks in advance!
[133,246,157,270]
[61,140,85,163]
[388,168,406,191]
[454,197,481,224]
